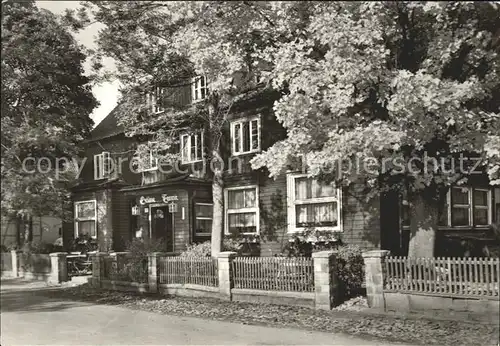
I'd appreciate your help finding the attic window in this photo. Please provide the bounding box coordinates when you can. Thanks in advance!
[94,152,112,180]
[148,87,165,114]
[192,76,208,102]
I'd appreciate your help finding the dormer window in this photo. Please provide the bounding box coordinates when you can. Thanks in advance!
[192,76,208,102]
[94,151,112,180]
[147,87,165,114]
[181,131,204,163]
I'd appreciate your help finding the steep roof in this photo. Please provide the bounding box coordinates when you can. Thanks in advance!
[87,103,125,142]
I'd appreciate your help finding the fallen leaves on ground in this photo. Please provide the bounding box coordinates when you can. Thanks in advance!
[42,284,499,346]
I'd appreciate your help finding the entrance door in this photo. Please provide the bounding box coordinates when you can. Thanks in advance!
[151,205,173,252]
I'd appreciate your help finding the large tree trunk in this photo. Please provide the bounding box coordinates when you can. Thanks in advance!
[211,156,224,257]
[23,214,33,245]
[15,214,22,248]
[408,193,438,258]
[208,95,224,257]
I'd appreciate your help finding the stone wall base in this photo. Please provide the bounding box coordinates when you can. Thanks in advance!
[100,279,149,293]
[231,288,315,308]
[158,284,220,299]
[384,292,499,323]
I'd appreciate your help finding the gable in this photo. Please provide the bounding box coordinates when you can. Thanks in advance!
[89,103,124,142]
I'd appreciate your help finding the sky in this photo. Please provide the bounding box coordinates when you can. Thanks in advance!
[36,1,120,128]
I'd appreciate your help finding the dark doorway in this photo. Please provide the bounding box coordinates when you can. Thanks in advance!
[150,205,173,252]
[380,191,402,255]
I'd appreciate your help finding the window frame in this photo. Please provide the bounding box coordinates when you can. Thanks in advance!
[137,142,159,172]
[74,200,97,239]
[194,202,213,236]
[94,152,111,180]
[401,186,493,229]
[149,86,165,114]
[180,131,204,164]
[230,115,261,156]
[287,173,343,234]
[191,76,208,103]
[224,185,259,235]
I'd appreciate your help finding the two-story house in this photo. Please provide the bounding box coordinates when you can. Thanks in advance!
[67,75,500,257]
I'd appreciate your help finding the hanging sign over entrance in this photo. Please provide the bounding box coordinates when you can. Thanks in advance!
[162,194,179,203]
[139,194,179,205]
[139,196,157,205]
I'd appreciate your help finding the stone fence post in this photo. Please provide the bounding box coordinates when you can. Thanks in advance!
[218,252,236,301]
[362,250,390,311]
[49,252,67,284]
[148,252,166,293]
[91,252,105,288]
[312,251,339,310]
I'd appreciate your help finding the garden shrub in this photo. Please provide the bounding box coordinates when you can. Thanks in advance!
[22,241,55,254]
[180,239,245,257]
[336,244,365,299]
[114,238,167,282]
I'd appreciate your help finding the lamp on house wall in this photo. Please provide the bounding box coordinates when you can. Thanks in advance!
[131,205,139,215]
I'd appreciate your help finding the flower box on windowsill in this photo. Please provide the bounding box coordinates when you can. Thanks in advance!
[296,221,336,228]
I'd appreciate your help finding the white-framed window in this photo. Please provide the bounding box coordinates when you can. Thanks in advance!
[230,116,261,156]
[148,87,165,114]
[94,152,112,180]
[401,186,495,228]
[194,203,212,236]
[140,149,159,172]
[136,142,158,172]
[191,76,208,102]
[287,174,342,233]
[74,200,97,238]
[225,186,259,235]
[181,132,204,163]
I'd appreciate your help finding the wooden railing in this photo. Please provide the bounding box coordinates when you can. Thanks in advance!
[232,257,314,292]
[158,256,218,287]
[385,256,500,298]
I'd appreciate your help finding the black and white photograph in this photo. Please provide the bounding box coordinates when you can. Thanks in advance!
[1,1,499,345]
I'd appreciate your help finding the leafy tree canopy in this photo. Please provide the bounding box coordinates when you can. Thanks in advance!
[1,1,98,220]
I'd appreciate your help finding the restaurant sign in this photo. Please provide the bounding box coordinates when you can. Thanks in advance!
[139,194,179,205]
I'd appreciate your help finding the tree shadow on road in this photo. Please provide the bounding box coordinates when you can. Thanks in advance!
[0,288,91,313]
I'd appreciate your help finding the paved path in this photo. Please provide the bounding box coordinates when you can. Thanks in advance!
[1,279,414,345]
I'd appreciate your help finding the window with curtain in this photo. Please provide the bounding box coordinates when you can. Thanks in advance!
[75,200,97,238]
[287,175,341,232]
[195,203,212,236]
[225,187,258,235]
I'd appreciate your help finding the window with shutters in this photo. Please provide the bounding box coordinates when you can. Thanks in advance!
[230,116,261,156]
[94,152,112,180]
[191,76,208,102]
